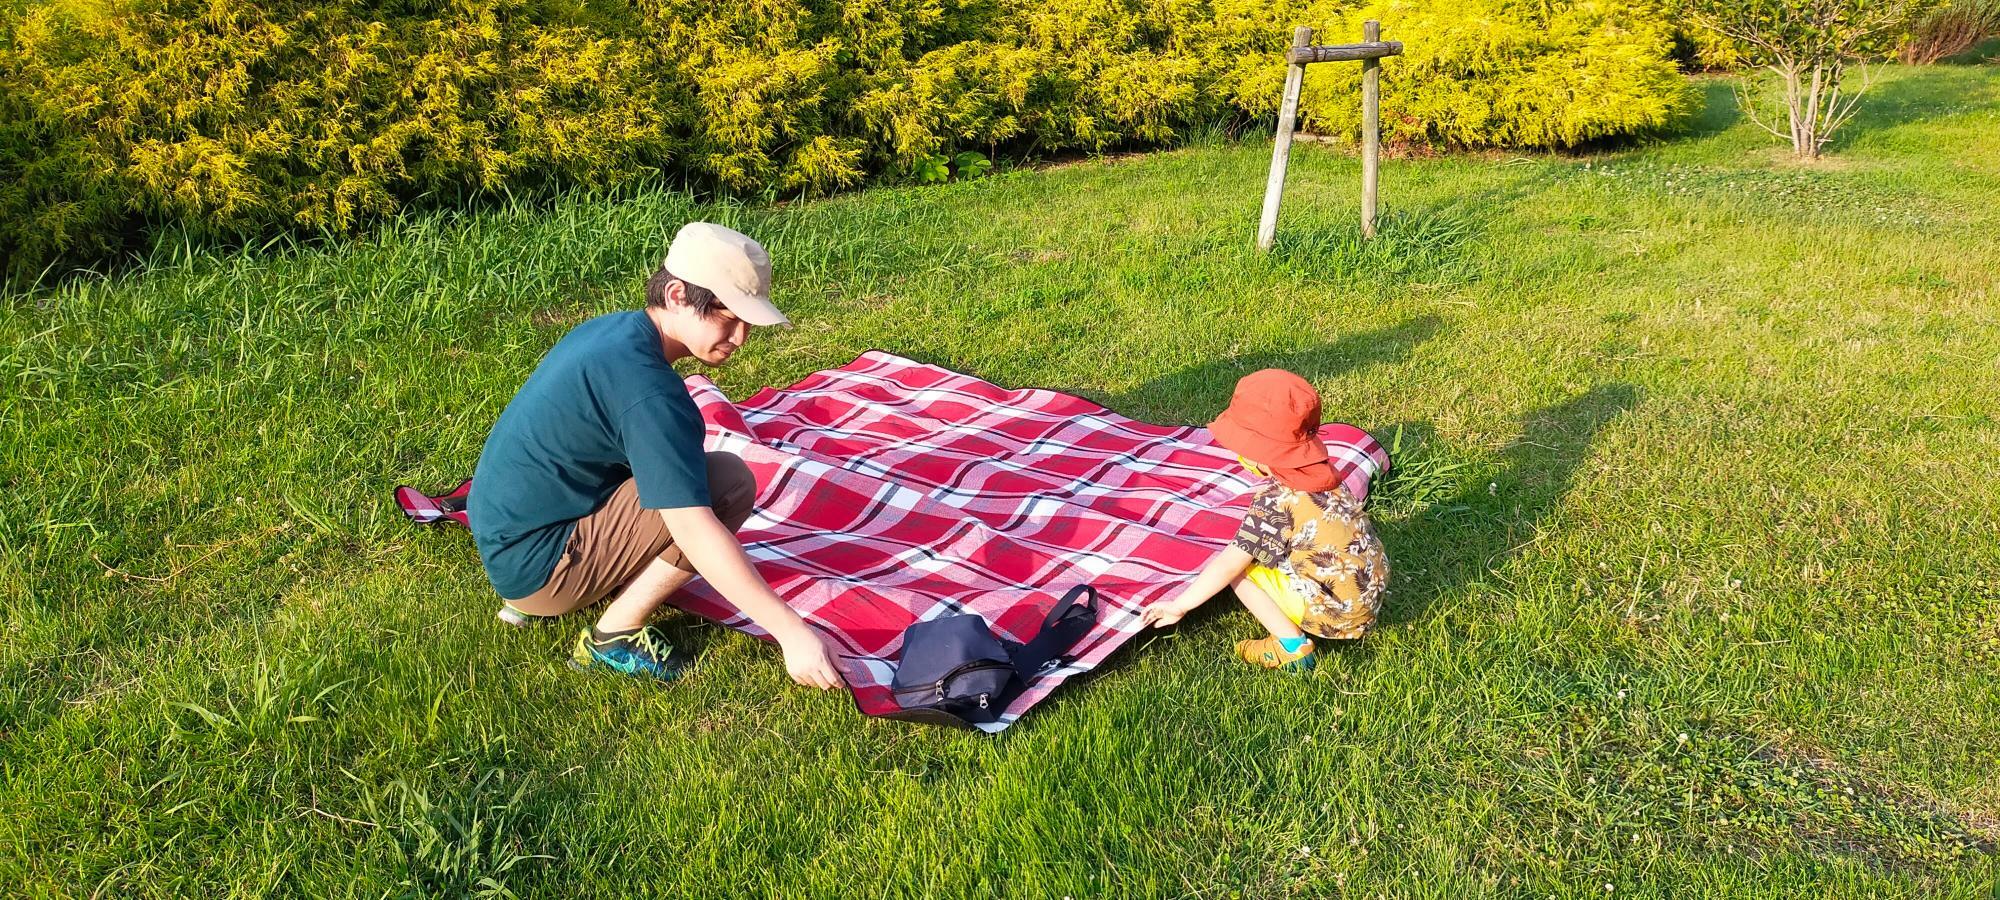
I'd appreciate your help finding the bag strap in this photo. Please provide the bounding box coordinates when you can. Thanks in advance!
[1008,584,1099,679]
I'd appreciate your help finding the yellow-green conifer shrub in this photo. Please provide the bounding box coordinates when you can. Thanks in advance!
[2,0,1704,285]
[2,1,140,280]
[1,0,671,283]
[1256,0,1700,149]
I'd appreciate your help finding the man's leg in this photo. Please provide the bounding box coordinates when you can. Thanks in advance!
[503,452,758,622]
[592,452,756,632]
[499,477,670,622]
[592,560,698,633]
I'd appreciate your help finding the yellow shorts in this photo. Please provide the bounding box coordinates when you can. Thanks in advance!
[1245,563,1309,626]
[1246,562,1381,640]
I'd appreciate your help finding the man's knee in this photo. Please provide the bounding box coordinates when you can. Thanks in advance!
[705,452,756,531]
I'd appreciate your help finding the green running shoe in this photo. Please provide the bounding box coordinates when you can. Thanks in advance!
[569,624,690,683]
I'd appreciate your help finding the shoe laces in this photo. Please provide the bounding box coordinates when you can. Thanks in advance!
[626,625,674,664]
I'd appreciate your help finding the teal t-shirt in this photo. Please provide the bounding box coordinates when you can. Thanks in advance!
[470,311,712,599]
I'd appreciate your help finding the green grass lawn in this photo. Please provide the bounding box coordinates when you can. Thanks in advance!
[4,65,1999,898]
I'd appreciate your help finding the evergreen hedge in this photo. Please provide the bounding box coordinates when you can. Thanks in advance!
[0,0,1699,284]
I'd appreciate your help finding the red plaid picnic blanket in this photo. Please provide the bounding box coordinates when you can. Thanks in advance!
[674,351,1388,731]
[395,351,1389,730]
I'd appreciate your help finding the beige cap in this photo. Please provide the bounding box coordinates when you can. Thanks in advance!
[660,222,788,327]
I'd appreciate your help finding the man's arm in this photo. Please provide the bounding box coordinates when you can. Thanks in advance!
[657,505,843,690]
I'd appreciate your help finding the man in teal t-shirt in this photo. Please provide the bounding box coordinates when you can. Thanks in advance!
[469,222,841,690]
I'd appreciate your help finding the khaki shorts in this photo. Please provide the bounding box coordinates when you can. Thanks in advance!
[504,452,756,618]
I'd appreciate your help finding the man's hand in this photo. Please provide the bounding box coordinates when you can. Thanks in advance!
[1142,595,1206,629]
[779,630,844,690]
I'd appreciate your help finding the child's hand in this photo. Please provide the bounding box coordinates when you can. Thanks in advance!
[1142,596,1204,629]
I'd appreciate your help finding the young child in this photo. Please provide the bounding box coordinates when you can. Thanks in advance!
[1142,369,1389,671]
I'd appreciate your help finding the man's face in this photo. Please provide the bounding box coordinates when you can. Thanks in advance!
[676,304,752,367]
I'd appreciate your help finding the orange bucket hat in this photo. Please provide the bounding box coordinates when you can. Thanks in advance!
[1207,369,1341,493]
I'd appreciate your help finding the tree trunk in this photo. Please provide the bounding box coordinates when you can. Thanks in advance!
[1803,63,1825,159]
[1800,65,1816,158]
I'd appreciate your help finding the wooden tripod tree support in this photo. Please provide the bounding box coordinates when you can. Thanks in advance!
[1256,22,1403,251]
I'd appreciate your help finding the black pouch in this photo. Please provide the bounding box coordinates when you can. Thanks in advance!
[888,585,1099,728]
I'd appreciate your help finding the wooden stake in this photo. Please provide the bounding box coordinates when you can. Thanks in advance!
[1257,26,1312,252]
[1361,19,1382,239]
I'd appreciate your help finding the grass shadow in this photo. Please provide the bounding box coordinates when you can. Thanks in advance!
[1686,78,1747,138]
[1842,65,2000,134]
[1075,313,1447,426]
[1942,36,2000,64]
[1368,383,1641,631]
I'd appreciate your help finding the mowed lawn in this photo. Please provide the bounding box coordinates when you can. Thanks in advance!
[4,65,1999,898]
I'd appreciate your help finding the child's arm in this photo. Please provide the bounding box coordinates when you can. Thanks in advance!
[1142,544,1256,628]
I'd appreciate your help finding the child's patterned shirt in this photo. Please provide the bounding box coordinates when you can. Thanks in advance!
[1231,482,1390,639]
